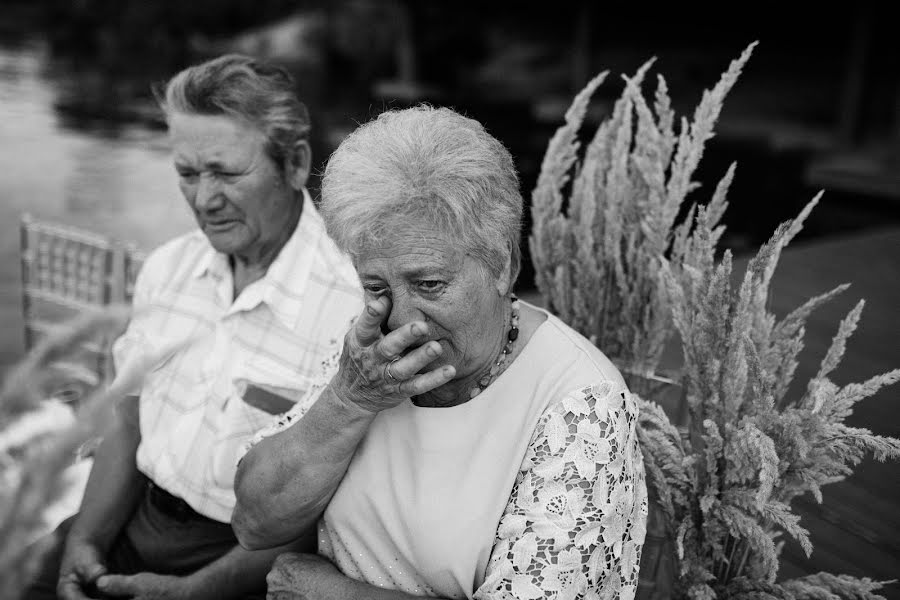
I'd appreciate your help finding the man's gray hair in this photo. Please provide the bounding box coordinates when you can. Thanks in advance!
[157,54,310,170]
[321,106,523,285]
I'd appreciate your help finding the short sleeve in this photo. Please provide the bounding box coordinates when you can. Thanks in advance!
[110,254,158,393]
[475,380,648,600]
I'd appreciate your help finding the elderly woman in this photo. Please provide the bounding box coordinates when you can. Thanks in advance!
[233,107,647,600]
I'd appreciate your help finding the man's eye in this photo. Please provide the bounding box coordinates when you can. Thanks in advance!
[417,280,445,293]
[177,170,197,179]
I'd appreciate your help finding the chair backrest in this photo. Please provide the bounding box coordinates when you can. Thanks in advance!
[19,214,145,391]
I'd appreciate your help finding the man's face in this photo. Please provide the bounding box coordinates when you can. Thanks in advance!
[169,112,304,262]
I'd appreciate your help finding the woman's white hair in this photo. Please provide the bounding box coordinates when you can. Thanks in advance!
[321,105,523,285]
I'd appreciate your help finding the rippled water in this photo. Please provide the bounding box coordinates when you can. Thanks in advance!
[0,38,195,366]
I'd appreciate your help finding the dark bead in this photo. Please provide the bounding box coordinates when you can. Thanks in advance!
[507,327,519,341]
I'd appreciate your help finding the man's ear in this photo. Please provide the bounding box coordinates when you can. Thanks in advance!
[285,140,311,191]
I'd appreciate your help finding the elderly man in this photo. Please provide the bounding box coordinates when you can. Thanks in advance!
[26,54,362,599]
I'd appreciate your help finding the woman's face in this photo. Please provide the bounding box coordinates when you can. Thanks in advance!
[168,112,306,263]
[356,225,511,383]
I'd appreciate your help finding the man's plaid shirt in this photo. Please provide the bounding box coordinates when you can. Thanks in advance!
[113,192,362,522]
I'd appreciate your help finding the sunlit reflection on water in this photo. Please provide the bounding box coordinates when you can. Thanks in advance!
[0,38,195,365]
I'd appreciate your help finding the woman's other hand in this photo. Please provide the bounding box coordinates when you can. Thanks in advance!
[330,296,455,413]
[267,553,441,600]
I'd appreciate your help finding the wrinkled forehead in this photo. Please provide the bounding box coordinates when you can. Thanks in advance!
[355,219,457,261]
[352,228,493,289]
[355,198,463,246]
[169,112,266,159]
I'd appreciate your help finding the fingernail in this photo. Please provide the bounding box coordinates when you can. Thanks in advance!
[427,342,440,356]
[366,303,380,316]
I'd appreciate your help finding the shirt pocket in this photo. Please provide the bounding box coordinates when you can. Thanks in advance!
[208,377,306,490]
[241,353,314,399]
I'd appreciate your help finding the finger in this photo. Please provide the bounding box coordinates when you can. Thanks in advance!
[387,340,444,379]
[96,574,135,596]
[377,320,429,359]
[74,560,107,584]
[354,296,391,347]
[58,577,92,600]
[399,365,456,396]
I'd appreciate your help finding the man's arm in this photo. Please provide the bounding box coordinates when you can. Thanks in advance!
[58,396,144,599]
[95,535,314,600]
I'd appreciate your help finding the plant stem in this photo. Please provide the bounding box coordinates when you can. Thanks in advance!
[734,541,752,580]
[716,535,732,582]
[723,536,742,583]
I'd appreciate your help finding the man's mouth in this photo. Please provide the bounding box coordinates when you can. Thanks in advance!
[204,220,237,232]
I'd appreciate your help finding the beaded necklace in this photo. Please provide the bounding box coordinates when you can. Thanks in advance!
[468,295,520,399]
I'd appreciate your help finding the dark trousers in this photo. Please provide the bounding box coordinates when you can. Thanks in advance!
[24,481,249,599]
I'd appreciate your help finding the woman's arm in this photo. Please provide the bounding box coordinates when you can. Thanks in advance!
[474,380,648,600]
[232,296,455,549]
[266,553,450,600]
[233,385,376,549]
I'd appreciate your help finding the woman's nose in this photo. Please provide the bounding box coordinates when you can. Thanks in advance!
[386,293,423,334]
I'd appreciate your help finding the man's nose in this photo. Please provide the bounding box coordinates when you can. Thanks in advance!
[194,174,225,212]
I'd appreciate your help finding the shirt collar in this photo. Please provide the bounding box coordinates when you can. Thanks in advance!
[191,188,324,329]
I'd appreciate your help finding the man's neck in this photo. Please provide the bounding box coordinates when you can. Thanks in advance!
[231,198,303,298]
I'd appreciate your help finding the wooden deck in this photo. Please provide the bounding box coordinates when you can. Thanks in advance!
[740,227,900,596]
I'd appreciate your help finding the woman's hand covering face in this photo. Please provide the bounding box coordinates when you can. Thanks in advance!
[330,295,456,413]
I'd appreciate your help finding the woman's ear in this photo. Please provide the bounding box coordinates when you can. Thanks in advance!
[494,249,513,296]
[285,140,312,191]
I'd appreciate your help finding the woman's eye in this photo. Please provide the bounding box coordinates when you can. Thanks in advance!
[364,284,388,296]
[417,280,445,293]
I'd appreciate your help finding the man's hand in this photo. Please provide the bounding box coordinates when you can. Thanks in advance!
[57,538,107,600]
[95,572,198,600]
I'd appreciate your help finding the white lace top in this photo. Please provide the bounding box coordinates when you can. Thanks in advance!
[246,308,647,600]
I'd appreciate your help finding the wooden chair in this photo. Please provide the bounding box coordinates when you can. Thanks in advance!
[19,214,144,401]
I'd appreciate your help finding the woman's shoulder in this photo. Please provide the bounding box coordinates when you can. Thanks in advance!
[521,302,627,390]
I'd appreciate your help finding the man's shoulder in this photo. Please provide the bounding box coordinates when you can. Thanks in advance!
[138,229,208,287]
[311,242,360,293]
[303,222,361,297]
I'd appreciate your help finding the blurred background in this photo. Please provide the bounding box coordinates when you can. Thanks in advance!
[1,0,898,594]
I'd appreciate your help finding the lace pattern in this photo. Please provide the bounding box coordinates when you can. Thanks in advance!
[475,381,647,600]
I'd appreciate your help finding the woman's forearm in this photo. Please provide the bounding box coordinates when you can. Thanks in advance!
[232,385,376,549]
